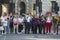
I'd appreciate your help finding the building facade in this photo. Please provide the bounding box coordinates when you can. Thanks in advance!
[0,0,60,16]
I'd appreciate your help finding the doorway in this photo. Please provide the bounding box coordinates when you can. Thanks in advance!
[20,2,26,15]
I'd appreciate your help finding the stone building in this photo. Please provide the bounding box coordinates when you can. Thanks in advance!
[0,0,60,16]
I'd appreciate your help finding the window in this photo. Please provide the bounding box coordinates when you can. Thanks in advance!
[51,1,58,12]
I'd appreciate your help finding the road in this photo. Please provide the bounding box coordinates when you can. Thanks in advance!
[0,26,60,40]
[0,33,60,40]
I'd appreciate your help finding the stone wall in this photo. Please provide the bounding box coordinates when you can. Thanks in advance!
[14,0,60,16]
[41,0,51,15]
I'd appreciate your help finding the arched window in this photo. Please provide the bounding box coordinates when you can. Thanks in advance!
[20,2,26,15]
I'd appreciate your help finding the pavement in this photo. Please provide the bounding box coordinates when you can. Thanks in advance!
[0,26,60,40]
[0,34,60,40]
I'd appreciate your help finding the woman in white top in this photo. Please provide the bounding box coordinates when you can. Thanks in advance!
[46,13,52,34]
[1,13,8,34]
[18,15,24,33]
[13,14,18,34]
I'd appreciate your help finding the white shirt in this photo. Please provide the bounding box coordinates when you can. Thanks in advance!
[46,17,52,22]
[25,15,29,19]
[1,16,7,22]
[3,20,8,26]
[1,16,7,26]
[13,18,18,23]
[26,16,31,22]
[18,17,24,23]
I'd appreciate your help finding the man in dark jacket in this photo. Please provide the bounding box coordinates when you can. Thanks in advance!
[39,15,46,34]
[32,16,40,34]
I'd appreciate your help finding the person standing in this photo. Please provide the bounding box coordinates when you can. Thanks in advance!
[46,13,52,34]
[6,14,10,34]
[53,13,59,35]
[24,14,32,34]
[13,14,18,34]
[18,15,24,33]
[40,15,46,34]
[32,16,40,34]
[10,13,14,33]
[1,13,7,34]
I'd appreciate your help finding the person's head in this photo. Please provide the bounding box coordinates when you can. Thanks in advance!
[19,15,23,18]
[42,15,45,18]
[28,13,32,17]
[10,13,12,16]
[46,12,52,17]
[48,12,52,17]
[7,17,9,20]
[34,15,39,18]
[4,12,7,16]
[14,13,18,18]
[2,12,7,16]
[22,14,25,17]
[55,12,58,16]
[26,14,29,15]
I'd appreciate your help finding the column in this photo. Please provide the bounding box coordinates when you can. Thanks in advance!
[17,0,21,15]
[26,0,29,14]
[41,0,51,15]
[15,0,18,13]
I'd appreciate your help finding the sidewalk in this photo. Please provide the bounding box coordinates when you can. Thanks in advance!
[0,34,60,40]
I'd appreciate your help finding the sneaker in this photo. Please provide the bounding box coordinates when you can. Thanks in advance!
[46,33,49,34]
[53,33,56,35]
[4,32,6,34]
[17,32,22,34]
[2,33,3,35]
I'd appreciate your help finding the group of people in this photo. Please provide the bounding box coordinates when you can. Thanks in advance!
[0,12,60,35]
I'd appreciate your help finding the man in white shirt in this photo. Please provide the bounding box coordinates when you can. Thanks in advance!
[24,14,32,34]
[18,15,24,33]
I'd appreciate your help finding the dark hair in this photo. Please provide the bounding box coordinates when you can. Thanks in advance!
[15,13,18,15]
[4,12,7,16]
[7,18,9,20]
[55,12,58,14]
[42,15,44,17]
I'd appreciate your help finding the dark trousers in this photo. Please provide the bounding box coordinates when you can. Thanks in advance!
[33,25,37,34]
[31,24,33,33]
[25,22,30,34]
[18,24,23,32]
[57,24,59,35]
[39,24,45,34]
[10,22,13,33]
[57,25,58,35]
